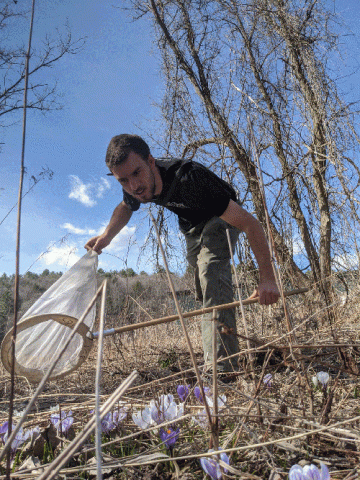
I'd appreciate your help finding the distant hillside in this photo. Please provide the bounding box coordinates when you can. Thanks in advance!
[0,268,197,342]
[1,266,357,343]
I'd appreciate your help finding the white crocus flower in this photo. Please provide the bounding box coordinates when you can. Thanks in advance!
[206,394,227,410]
[150,394,184,424]
[132,406,156,430]
[316,371,330,387]
[192,395,227,430]
[192,408,208,429]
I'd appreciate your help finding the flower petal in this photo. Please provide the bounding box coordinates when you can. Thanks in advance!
[132,407,155,430]
[159,427,179,449]
[303,464,321,480]
[200,457,219,480]
[320,463,330,480]
[316,371,330,386]
[177,385,190,402]
[289,464,306,480]
[200,449,228,480]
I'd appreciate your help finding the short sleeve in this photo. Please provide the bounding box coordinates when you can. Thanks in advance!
[180,163,235,218]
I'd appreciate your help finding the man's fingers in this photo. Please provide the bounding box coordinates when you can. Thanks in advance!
[246,288,259,301]
[259,289,280,305]
[90,241,102,254]
[85,235,106,254]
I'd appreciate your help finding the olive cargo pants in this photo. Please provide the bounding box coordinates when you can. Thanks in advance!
[184,216,240,372]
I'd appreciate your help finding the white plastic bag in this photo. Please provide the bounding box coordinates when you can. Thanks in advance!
[1,251,98,382]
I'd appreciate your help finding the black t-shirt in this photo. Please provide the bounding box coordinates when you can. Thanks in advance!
[123,158,237,233]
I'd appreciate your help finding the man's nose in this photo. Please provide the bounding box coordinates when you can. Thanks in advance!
[129,177,140,192]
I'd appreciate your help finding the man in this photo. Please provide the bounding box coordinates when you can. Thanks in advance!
[85,134,280,372]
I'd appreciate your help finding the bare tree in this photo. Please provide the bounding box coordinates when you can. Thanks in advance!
[0,1,84,125]
[127,0,360,298]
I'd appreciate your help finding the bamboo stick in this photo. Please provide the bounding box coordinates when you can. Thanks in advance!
[94,280,107,480]
[226,228,255,377]
[36,370,139,480]
[211,309,219,450]
[91,287,309,338]
[149,212,216,449]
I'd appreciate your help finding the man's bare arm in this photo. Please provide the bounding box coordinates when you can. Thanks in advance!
[220,199,280,305]
[85,201,133,254]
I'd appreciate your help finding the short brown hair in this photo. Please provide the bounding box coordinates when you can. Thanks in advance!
[105,134,151,169]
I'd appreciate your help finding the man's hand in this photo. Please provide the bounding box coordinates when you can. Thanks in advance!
[84,201,133,254]
[247,281,280,306]
[84,234,111,254]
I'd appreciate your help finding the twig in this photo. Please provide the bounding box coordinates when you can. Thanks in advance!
[94,280,107,480]
[226,228,256,378]
[211,309,219,450]
[6,1,36,478]
[35,370,139,480]
[149,212,217,449]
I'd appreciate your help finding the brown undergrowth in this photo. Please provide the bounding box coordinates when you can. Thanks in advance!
[0,285,359,479]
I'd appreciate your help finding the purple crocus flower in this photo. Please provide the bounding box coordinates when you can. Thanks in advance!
[50,410,74,434]
[0,422,40,458]
[177,384,190,402]
[112,408,127,425]
[0,422,8,436]
[303,463,330,480]
[200,449,230,479]
[90,408,127,434]
[303,464,322,480]
[100,409,127,434]
[0,421,14,441]
[159,426,180,449]
[289,465,306,480]
[100,412,116,434]
[194,386,211,403]
[3,427,32,454]
[263,373,272,387]
[289,463,330,480]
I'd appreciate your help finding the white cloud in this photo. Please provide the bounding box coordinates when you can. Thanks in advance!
[61,222,97,236]
[96,177,111,198]
[100,224,136,253]
[59,222,136,255]
[68,176,111,207]
[68,175,96,207]
[41,244,81,268]
[38,223,137,274]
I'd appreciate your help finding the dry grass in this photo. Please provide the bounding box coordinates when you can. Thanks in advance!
[0,285,359,479]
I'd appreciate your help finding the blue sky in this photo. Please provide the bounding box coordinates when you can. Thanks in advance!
[1,0,359,276]
[0,0,176,275]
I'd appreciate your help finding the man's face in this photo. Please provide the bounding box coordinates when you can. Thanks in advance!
[111,151,160,203]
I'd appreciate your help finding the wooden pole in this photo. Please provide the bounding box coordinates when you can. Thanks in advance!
[92,287,309,338]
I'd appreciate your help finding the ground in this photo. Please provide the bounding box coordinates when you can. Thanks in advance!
[0,285,359,479]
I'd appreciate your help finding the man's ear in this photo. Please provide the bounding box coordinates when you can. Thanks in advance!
[148,154,156,167]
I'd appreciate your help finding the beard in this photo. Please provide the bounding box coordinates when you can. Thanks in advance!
[133,170,157,203]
